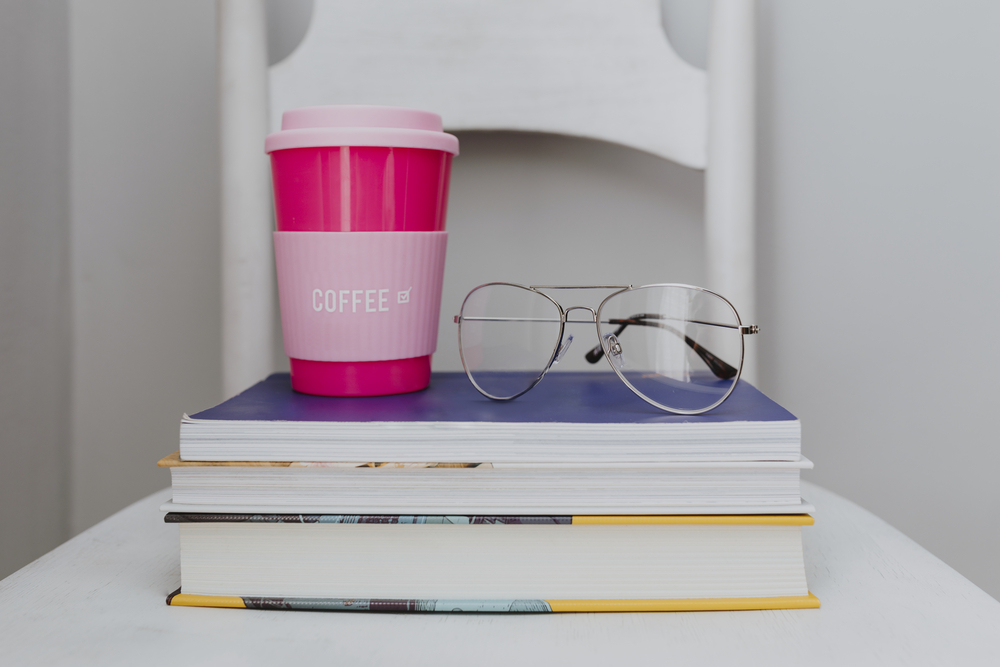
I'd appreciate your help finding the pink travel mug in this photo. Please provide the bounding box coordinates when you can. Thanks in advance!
[265,106,459,396]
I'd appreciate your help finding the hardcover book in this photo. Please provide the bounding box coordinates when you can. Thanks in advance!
[165,513,819,613]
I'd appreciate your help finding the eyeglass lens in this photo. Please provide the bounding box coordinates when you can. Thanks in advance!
[597,285,743,412]
[457,284,562,399]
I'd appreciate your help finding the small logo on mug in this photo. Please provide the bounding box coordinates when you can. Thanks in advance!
[397,287,412,304]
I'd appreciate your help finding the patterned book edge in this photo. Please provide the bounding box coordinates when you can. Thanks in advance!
[164,513,572,525]
[165,588,820,613]
[163,513,813,526]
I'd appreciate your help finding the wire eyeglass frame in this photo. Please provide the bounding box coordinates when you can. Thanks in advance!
[454,283,758,415]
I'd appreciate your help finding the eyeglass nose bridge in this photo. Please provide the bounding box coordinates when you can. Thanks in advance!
[562,305,597,322]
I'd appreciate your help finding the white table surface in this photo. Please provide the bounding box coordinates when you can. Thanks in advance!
[2,481,998,665]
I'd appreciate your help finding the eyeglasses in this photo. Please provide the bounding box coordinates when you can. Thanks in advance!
[454,283,758,414]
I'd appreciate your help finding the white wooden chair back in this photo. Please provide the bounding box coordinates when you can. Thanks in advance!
[218,0,756,396]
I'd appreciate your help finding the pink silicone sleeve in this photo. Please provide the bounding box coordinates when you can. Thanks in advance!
[273,231,448,362]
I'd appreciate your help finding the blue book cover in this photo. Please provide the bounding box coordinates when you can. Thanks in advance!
[180,373,800,463]
[192,372,795,426]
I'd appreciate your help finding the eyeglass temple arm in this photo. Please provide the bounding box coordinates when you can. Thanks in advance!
[583,314,742,380]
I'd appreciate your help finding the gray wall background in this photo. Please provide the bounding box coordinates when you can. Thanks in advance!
[1,0,998,602]
[0,0,71,582]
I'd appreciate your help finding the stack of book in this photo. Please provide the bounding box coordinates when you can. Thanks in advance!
[160,372,819,613]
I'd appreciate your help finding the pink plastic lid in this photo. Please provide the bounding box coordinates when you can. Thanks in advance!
[265,105,459,155]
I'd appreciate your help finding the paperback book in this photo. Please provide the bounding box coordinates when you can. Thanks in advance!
[158,451,813,514]
[179,372,801,463]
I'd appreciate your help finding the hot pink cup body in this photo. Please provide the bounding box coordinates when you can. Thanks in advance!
[268,106,455,397]
[271,146,452,233]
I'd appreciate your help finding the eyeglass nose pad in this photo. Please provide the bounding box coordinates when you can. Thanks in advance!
[552,334,574,366]
[603,334,624,370]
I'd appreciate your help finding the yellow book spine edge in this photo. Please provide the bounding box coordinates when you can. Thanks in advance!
[168,593,247,609]
[547,593,820,612]
[572,514,814,526]
[166,591,819,613]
